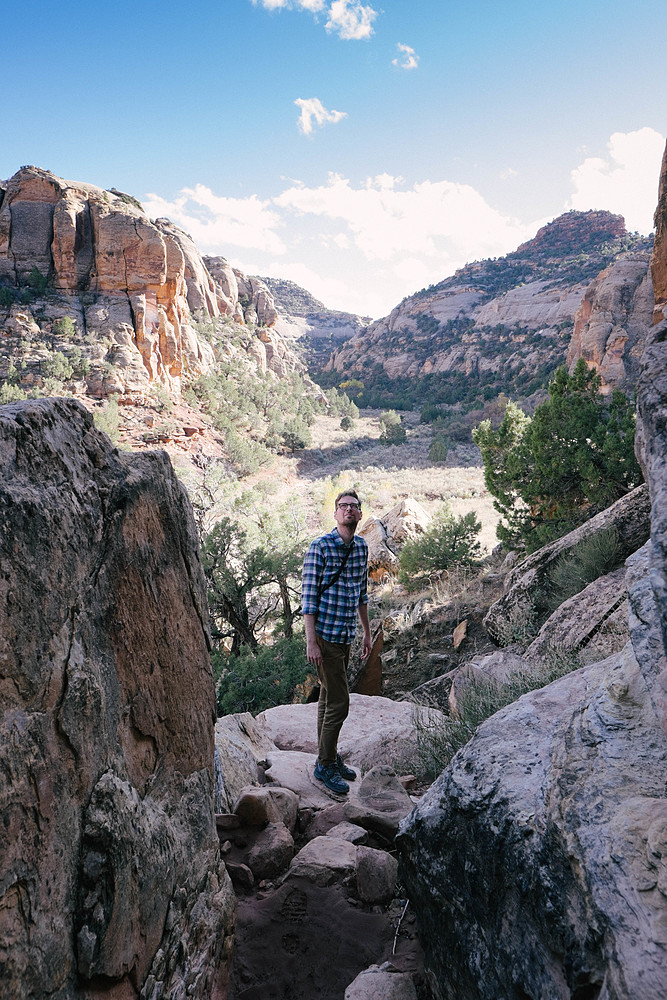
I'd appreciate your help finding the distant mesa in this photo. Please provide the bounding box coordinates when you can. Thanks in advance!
[327,209,653,398]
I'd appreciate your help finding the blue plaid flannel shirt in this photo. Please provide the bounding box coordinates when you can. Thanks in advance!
[301,528,369,644]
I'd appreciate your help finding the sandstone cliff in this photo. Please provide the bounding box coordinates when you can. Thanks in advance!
[0,398,235,999]
[0,166,298,400]
[567,253,653,393]
[396,176,667,1000]
[328,211,652,398]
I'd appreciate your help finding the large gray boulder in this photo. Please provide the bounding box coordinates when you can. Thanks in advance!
[0,399,235,1000]
[397,636,667,999]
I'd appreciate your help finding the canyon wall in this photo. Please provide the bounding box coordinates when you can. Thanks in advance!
[0,167,285,396]
[327,212,652,395]
[0,398,235,999]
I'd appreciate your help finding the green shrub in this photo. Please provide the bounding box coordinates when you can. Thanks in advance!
[215,634,312,716]
[399,507,482,586]
[379,410,407,445]
[282,416,312,452]
[0,286,17,308]
[428,435,449,463]
[42,351,74,382]
[94,398,121,444]
[53,316,76,339]
[340,415,354,432]
[67,346,91,378]
[26,267,49,293]
[0,383,28,404]
[420,403,445,424]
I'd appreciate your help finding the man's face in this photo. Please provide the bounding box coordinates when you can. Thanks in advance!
[334,495,362,530]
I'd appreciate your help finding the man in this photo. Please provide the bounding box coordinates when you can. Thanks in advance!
[301,489,372,795]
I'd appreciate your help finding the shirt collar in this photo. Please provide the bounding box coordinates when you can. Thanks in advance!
[330,527,354,548]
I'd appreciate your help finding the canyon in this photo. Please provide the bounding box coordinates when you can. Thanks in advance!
[1,156,667,1000]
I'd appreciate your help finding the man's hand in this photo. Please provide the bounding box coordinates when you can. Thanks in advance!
[306,637,323,667]
[361,632,372,660]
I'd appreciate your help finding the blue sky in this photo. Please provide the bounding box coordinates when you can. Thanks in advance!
[2,0,665,316]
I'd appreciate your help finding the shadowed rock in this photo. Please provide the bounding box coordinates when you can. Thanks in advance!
[0,397,234,999]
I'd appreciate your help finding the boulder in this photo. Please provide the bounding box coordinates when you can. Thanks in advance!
[0,398,234,1000]
[398,640,667,1000]
[326,822,369,845]
[525,566,629,665]
[484,484,650,642]
[345,963,418,1000]
[344,766,414,840]
[356,846,399,904]
[245,822,295,881]
[446,650,528,717]
[358,499,431,580]
[233,785,299,833]
[288,836,358,887]
[214,711,277,812]
[259,694,446,775]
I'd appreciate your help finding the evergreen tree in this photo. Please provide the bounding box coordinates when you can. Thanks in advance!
[473,361,642,551]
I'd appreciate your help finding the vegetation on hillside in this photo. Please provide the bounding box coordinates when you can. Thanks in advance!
[473,360,642,551]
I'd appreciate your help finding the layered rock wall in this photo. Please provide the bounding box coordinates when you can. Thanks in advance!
[0,167,283,396]
[0,398,235,999]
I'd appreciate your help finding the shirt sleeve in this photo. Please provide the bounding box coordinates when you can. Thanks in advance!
[358,539,369,605]
[301,538,324,615]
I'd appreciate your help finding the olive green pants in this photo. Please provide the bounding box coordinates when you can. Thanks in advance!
[316,634,351,767]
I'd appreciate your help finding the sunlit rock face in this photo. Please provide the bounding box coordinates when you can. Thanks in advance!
[567,253,653,393]
[328,210,652,395]
[0,397,235,999]
[0,166,285,397]
[396,159,667,1000]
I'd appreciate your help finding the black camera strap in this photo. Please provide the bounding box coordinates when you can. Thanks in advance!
[317,541,353,598]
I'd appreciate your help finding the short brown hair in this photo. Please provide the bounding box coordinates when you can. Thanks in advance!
[335,489,361,508]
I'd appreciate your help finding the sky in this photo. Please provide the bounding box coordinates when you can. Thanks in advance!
[2,0,665,318]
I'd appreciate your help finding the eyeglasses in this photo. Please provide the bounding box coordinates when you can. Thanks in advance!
[337,502,361,510]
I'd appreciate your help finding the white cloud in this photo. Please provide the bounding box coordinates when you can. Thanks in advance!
[295,97,348,135]
[568,127,665,233]
[142,185,286,255]
[250,0,375,38]
[251,0,326,11]
[392,43,419,71]
[274,172,534,263]
[325,0,377,40]
[500,167,518,180]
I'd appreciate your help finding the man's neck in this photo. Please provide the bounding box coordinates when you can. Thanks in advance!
[336,525,356,545]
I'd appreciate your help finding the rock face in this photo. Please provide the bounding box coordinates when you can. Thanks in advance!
[328,211,651,396]
[396,152,667,1000]
[0,398,234,999]
[359,499,431,581]
[566,253,653,393]
[0,166,296,399]
[260,275,370,347]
